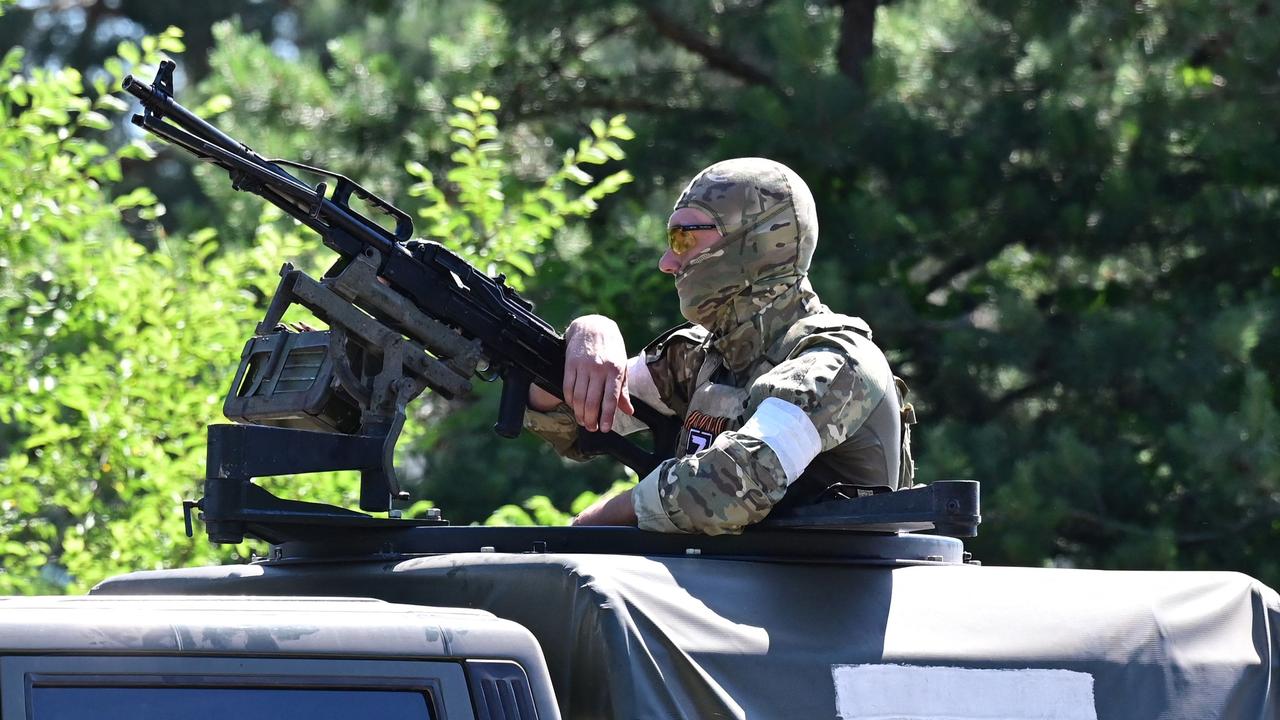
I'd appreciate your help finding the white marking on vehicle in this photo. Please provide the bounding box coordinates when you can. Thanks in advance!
[832,663,1096,720]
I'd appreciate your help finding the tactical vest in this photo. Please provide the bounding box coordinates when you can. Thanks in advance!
[669,313,916,508]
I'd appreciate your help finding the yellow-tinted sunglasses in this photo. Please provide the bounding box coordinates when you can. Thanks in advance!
[666,223,718,254]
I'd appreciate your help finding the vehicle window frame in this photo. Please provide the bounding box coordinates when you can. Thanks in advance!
[1,655,473,720]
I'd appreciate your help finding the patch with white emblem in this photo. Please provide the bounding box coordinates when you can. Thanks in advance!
[680,410,730,455]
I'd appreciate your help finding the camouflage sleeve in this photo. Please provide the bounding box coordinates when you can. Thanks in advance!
[632,345,885,535]
[748,343,887,454]
[638,324,708,417]
[523,402,593,462]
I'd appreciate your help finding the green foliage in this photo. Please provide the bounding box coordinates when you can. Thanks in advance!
[0,28,263,594]
[860,0,1280,581]
[484,476,637,527]
[406,92,633,288]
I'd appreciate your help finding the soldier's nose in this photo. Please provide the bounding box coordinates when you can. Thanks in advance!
[658,249,681,275]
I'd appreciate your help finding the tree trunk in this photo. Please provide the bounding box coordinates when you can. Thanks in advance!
[835,0,880,87]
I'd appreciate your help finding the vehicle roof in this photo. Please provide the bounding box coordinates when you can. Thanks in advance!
[94,552,1280,720]
[0,595,537,662]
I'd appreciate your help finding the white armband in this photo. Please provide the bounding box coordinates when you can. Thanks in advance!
[737,397,822,485]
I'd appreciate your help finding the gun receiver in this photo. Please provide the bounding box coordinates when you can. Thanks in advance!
[125,61,678,541]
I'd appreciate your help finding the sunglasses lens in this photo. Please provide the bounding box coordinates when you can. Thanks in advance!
[667,227,696,254]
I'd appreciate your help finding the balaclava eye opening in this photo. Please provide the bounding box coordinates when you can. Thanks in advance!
[671,157,818,332]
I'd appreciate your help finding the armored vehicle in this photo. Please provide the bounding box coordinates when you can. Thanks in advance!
[87,513,1280,720]
[5,61,1276,720]
[3,512,1276,719]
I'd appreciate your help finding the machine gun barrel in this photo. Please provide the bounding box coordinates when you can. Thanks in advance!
[124,63,404,258]
[123,61,677,477]
[123,65,260,167]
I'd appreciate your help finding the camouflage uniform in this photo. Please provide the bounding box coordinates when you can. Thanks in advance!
[526,158,913,535]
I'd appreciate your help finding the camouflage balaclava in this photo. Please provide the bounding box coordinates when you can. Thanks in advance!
[672,157,819,339]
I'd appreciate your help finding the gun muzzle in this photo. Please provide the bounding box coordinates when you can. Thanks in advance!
[122,59,176,106]
[121,75,152,129]
[121,75,157,105]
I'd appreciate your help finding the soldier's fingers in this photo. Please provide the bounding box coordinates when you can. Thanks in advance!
[600,373,621,434]
[582,372,605,432]
[570,368,590,425]
[618,373,635,417]
[562,365,575,407]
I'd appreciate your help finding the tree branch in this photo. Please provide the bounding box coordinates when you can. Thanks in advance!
[641,6,782,95]
[574,17,639,54]
[514,94,734,124]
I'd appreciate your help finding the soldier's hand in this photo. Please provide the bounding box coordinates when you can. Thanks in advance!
[527,383,561,412]
[563,315,634,433]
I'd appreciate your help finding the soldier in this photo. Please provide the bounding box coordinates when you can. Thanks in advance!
[527,157,914,534]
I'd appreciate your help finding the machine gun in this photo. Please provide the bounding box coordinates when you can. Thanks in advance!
[123,61,980,547]
[124,61,680,543]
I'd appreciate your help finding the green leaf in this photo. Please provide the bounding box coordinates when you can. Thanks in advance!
[505,251,535,276]
[76,111,112,131]
[570,491,600,516]
[94,94,129,113]
[195,94,233,116]
[447,114,477,131]
[522,200,550,220]
[23,423,79,450]
[449,128,477,147]
[0,46,23,74]
[402,499,436,518]
[405,160,432,180]
[597,140,625,161]
[116,41,141,67]
[120,138,157,160]
[158,27,186,53]
[103,58,125,82]
[113,187,157,210]
[523,495,571,526]
[578,146,609,165]
[607,115,635,140]
[100,158,123,182]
